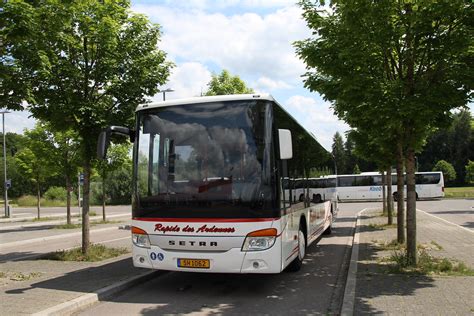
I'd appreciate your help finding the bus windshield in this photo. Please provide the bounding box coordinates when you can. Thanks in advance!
[133,100,277,218]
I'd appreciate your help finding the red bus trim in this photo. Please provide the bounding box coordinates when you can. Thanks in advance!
[133,217,280,223]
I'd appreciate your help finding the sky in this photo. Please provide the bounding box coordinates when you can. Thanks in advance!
[5,0,348,150]
[5,0,471,150]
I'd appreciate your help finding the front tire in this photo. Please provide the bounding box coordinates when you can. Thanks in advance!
[393,192,399,202]
[287,226,306,272]
[323,211,333,235]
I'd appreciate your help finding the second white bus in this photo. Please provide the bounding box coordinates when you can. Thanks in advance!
[336,171,445,201]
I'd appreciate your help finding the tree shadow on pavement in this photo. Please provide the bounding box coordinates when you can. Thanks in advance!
[4,257,137,295]
[354,230,436,314]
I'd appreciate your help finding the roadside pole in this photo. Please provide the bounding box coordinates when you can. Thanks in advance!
[78,173,82,218]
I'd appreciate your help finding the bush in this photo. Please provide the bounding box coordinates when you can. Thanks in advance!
[465,160,474,185]
[433,160,456,183]
[15,195,39,207]
[44,186,67,201]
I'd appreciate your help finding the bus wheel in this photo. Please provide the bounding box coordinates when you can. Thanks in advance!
[299,194,305,202]
[287,224,306,272]
[323,211,333,235]
[313,194,322,203]
[393,192,398,202]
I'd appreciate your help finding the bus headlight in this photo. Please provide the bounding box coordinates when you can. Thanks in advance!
[132,226,151,249]
[242,228,277,251]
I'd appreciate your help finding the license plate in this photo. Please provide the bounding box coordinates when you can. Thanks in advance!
[177,258,210,269]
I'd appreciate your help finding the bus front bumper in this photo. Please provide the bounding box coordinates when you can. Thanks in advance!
[132,243,282,274]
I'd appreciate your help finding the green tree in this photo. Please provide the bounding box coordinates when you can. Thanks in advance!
[353,164,361,174]
[2,0,173,253]
[0,133,33,199]
[433,160,456,183]
[419,110,472,185]
[205,70,254,96]
[15,127,57,218]
[96,142,131,220]
[296,0,472,265]
[348,129,396,225]
[41,124,81,225]
[331,132,346,174]
[464,160,474,185]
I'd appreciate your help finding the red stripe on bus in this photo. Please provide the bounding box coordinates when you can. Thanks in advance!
[285,246,299,261]
[132,217,280,223]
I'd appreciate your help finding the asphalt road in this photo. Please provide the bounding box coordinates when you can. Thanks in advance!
[417,199,473,230]
[76,199,472,315]
[0,222,131,262]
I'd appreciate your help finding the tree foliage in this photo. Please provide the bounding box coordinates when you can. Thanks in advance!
[433,160,456,183]
[205,70,254,96]
[419,110,473,185]
[465,160,474,185]
[296,0,473,265]
[2,0,172,253]
[15,125,58,218]
[331,132,345,174]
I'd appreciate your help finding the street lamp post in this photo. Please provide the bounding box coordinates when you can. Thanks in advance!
[1,110,10,218]
[160,88,174,101]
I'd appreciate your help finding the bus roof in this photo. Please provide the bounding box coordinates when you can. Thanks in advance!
[136,94,276,111]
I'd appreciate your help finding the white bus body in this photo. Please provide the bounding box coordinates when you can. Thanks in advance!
[100,94,338,274]
[336,171,445,201]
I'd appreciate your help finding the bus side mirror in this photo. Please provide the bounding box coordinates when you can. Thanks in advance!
[97,126,135,160]
[278,129,293,160]
[97,130,110,160]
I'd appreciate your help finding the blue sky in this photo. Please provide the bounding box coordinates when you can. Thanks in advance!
[6,0,471,150]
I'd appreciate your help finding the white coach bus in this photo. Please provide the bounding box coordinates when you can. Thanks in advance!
[98,94,338,273]
[336,171,445,201]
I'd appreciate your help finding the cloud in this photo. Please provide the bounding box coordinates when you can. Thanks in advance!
[254,76,292,92]
[284,95,349,150]
[1,110,36,134]
[152,62,212,101]
[132,5,309,85]
[156,0,295,11]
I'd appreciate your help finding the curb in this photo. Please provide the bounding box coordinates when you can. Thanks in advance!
[32,270,163,316]
[340,208,367,316]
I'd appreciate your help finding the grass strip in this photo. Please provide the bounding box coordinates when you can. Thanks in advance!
[44,244,129,262]
[381,249,474,276]
[444,187,474,198]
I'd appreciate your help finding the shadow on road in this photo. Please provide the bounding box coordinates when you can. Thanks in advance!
[354,223,436,314]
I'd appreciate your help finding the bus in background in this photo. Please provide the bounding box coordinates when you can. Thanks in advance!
[308,176,337,204]
[336,171,444,201]
[98,94,337,273]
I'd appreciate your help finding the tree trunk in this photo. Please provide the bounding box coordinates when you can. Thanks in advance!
[386,166,393,225]
[66,176,72,225]
[396,143,405,244]
[36,182,41,219]
[82,160,91,254]
[406,148,417,266]
[382,171,387,215]
[102,175,106,222]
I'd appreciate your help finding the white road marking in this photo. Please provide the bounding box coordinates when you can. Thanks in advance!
[417,209,473,234]
[0,227,119,248]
